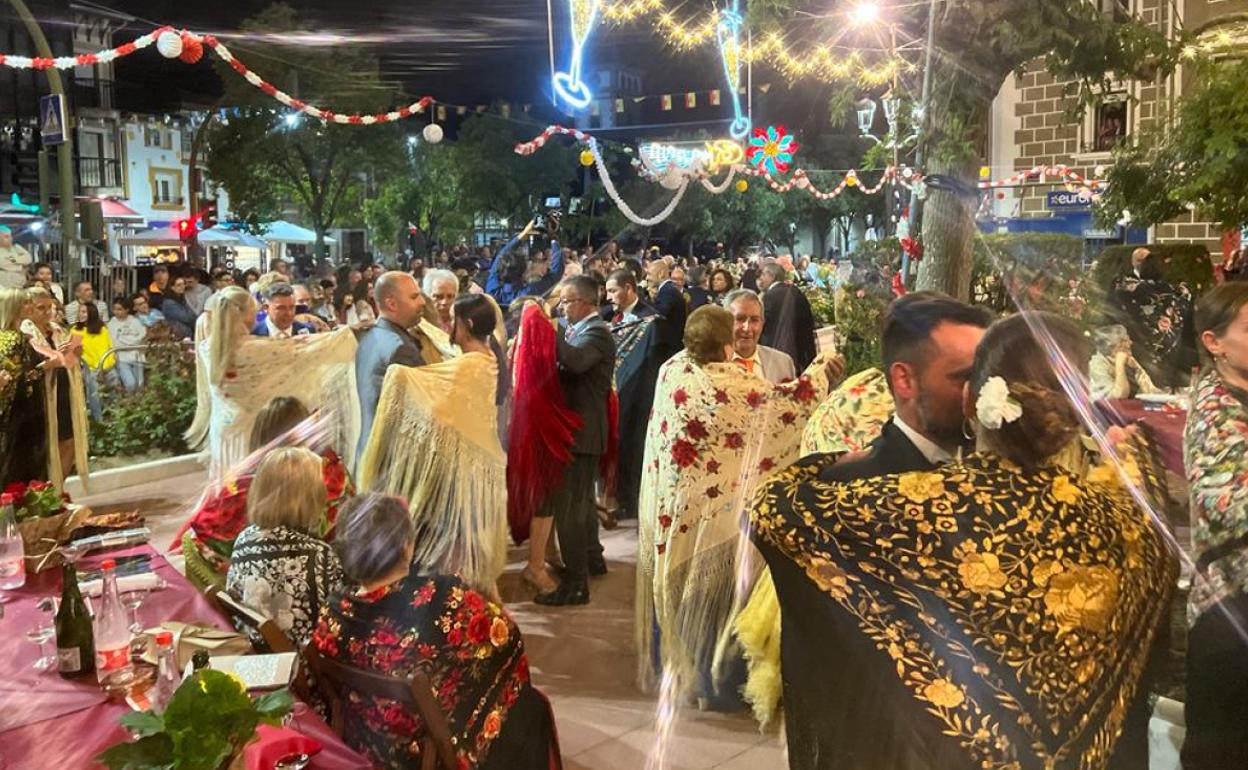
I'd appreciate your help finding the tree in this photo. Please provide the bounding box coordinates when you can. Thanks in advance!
[362,141,472,256]
[455,111,579,226]
[203,4,404,259]
[753,1,1180,299]
[1097,57,1248,233]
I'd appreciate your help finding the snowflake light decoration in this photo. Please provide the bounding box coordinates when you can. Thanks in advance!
[747,125,799,175]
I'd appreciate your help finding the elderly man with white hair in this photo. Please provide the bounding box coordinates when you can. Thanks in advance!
[1089,324,1161,400]
[422,268,459,335]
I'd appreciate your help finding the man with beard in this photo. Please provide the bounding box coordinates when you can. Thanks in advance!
[757,291,991,770]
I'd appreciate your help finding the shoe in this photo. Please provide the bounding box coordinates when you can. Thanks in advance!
[522,566,558,594]
[534,581,589,606]
[588,554,608,577]
[596,505,619,530]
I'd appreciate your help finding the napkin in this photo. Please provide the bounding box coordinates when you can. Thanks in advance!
[244,724,323,770]
[78,571,164,597]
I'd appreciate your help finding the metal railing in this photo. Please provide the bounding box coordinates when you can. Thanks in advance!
[71,78,115,111]
[76,156,122,188]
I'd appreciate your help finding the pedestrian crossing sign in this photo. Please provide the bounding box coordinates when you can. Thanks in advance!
[39,94,66,146]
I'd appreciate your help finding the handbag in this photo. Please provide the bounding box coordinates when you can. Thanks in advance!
[142,620,253,669]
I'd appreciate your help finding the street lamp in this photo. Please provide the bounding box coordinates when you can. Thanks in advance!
[855,98,878,136]
[850,2,881,26]
[857,91,920,149]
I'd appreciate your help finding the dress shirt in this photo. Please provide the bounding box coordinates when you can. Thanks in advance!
[614,298,642,323]
[733,350,763,376]
[892,415,956,466]
[266,316,292,339]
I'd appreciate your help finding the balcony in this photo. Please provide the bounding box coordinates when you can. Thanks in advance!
[72,78,115,111]
[77,156,122,189]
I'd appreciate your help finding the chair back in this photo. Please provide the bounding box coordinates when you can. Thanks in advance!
[204,585,296,654]
[302,643,458,770]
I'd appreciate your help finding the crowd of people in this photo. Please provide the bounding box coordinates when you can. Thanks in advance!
[3,217,1248,770]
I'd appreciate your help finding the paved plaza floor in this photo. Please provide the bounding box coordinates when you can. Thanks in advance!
[79,470,787,770]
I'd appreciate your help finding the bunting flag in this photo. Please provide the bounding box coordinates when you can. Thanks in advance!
[436,105,447,121]
[616,98,625,113]
[685,92,697,109]
[501,103,511,118]
[591,100,601,117]
[709,89,721,106]
[457,106,467,116]
[661,94,673,111]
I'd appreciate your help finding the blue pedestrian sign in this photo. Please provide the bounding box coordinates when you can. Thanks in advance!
[39,94,66,146]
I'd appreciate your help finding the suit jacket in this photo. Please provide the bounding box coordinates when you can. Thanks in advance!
[685,285,712,310]
[760,282,817,372]
[758,421,937,770]
[600,300,657,324]
[354,318,426,461]
[756,344,796,384]
[556,316,616,456]
[649,281,687,361]
[250,319,315,337]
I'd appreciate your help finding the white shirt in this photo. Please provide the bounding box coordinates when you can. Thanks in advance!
[265,316,292,339]
[618,298,642,323]
[892,415,956,466]
[732,349,764,379]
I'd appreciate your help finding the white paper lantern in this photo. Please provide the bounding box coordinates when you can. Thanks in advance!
[156,30,183,59]
[422,123,444,144]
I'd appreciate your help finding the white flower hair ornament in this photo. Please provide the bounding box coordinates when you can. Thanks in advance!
[975,376,1023,430]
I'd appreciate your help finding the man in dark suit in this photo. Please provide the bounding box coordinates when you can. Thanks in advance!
[250,283,315,338]
[354,271,427,463]
[643,258,687,361]
[756,292,992,770]
[536,275,617,606]
[757,262,818,371]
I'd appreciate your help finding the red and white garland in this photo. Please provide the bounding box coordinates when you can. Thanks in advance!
[0,26,433,125]
[979,164,1102,193]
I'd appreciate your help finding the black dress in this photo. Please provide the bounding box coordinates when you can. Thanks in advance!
[1,331,49,485]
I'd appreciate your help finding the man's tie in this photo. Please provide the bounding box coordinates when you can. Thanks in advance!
[736,357,755,373]
[613,312,623,323]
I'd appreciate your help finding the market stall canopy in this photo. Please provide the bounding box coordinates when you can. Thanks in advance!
[117,225,247,247]
[212,228,268,249]
[260,220,336,245]
[76,197,145,224]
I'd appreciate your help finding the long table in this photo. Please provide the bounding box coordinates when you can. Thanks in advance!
[0,545,369,770]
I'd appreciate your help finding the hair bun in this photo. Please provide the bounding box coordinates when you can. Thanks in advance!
[1001,381,1080,464]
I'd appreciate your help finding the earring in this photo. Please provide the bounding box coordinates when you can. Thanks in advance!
[962,418,975,441]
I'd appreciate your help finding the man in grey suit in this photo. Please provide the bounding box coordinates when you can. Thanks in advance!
[724,288,797,384]
[536,275,617,606]
[354,271,427,463]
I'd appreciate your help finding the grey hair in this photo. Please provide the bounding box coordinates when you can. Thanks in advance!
[722,288,764,320]
[1092,324,1131,356]
[333,493,415,584]
[760,262,787,282]
[422,269,459,295]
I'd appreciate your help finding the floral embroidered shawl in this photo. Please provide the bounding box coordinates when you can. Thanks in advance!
[636,351,830,690]
[751,452,1176,770]
[1184,369,1248,625]
[799,366,894,456]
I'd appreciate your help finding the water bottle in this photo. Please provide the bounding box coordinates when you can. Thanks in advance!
[150,631,180,711]
[94,559,135,687]
[0,493,25,591]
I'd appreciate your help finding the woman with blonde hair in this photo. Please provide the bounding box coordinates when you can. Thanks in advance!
[192,285,360,481]
[225,446,345,648]
[19,285,89,488]
[0,287,44,485]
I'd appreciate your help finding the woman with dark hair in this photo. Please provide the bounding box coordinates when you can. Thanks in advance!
[1113,253,1197,388]
[1182,282,1248,769]
[160,274,196,339]
[358,290,508,595]
[709,268,735,304]
[71,301,113,420]
[344,279,376,326]
[312,493,560,770]
[174,394,353,591]
[753,312,1176,770]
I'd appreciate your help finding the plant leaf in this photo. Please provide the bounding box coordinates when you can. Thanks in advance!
[96,733,175,770]
[253,688,295,720]
[120,710,167,738]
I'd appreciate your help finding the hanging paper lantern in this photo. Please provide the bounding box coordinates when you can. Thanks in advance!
[579,149,595,167]
[178,33,204,64]
[156,30,183,59]
[746,125,799,175]
[845,170,859,187]
[979,166,991,179]
[423,123,444,144]
[735,179,749,193]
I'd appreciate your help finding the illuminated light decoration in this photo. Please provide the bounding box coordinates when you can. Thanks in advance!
[9,192,40,213]
[735,179,749,193]
[746,125,799,175]
[580,149,596,166]
[704,139,744,173]
[715,1,750,139]
[0,26,434,126]
[849,2,881,27]
[588,139,689,226]
[553,0,603,110]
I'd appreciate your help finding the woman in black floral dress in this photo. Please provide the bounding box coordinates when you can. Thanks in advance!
[313,493,559,770]
[0,287,45,486]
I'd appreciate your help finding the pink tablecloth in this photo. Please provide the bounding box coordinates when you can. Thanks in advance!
[0,545,228,732]
[0,545,370,770]
[1097,399,1187,477]
[0,701,370,770]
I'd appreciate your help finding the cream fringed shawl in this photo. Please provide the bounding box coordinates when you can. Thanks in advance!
[198,327,361,483]
[356,351,506,594]
[20,319,89,491]
[636,351,830,694]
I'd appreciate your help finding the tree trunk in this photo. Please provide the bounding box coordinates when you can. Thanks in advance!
[915,156,978,301]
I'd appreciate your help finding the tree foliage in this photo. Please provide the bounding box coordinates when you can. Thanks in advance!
[203,3,403,257]
[455,111,580,225]
[362,141,473,255]
[1097,57,1248,231]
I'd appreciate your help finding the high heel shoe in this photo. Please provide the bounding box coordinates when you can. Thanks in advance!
[522,566,558,594]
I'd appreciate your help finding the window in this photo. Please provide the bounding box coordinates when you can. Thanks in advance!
[144,127,172,149]
[149,167,183,209]
[1099,0,1131,21]
[1092,94,1129,153]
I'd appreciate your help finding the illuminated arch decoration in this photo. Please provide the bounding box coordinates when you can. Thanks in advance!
[746,125,799,175]
[637,139,744,188]
[553,0,603,110]
[715,1,750,139]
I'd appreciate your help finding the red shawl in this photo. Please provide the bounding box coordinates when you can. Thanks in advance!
[507,305,582,542]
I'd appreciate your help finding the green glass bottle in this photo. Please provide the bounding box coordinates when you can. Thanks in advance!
[55,562,95,678]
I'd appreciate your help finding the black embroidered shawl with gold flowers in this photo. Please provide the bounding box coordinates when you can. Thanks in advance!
[751,452,1176,770]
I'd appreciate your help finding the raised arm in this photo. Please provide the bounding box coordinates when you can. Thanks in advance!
[556,325,611,374]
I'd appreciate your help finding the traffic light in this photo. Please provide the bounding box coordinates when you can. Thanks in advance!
[200,201,218,230]
[177,218,196,244]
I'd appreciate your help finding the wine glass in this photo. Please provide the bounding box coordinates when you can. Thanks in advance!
[121,587,147,635]
[28,597,57,671]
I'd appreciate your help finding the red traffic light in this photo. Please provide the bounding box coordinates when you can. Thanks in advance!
[177,218,195,243]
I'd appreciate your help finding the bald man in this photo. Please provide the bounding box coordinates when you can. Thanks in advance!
[354,271,427,461]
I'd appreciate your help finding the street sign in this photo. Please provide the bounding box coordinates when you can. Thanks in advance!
[1046,190,1092,210]
[39,94,66,146]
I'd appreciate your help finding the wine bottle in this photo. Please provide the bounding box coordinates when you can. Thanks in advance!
[55,561,94,678]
